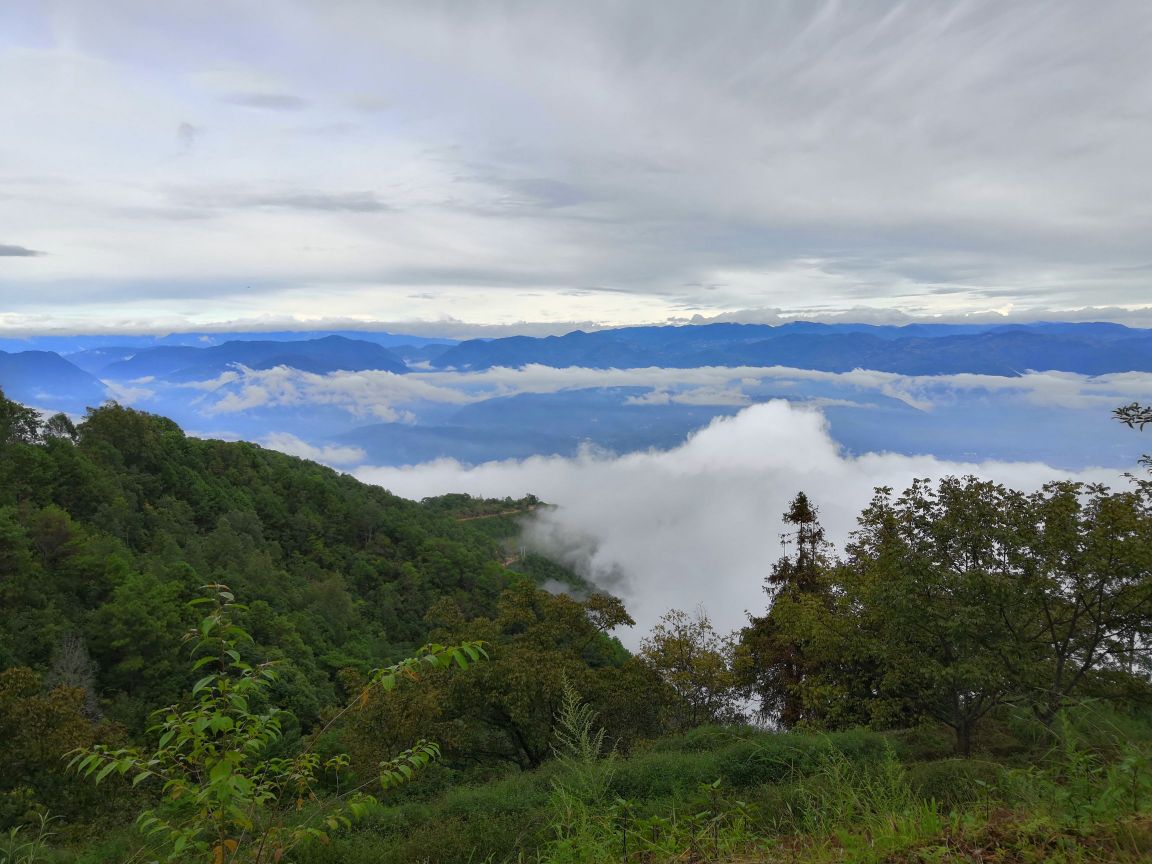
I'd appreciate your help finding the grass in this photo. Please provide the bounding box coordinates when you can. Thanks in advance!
[0,815,63,864]
[297,713,1152,863]
[32,706,1152,863]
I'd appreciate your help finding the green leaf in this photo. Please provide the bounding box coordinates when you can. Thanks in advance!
[209,759,232,785]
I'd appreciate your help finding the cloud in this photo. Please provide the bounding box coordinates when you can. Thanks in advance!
[5,2,1152,326]
[176,122,199,150]
[104,379,156,402]
[0,244,44,257]
[178,363,1152,426]
[172,188,391,214]
[193,365,432,421]
[260,431,366,465]
[685,306,1152,329]
[220,92,308,110]
[353,401,1125,644]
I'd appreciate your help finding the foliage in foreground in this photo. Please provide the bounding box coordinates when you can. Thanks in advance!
[67,586,485,863]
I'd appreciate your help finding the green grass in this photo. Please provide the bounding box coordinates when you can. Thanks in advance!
[33,707,1152,863]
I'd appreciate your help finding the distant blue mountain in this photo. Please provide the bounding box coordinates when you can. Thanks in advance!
[432,322,1152,375]
[0,329,456,356]
[65,346,142,375]
[0,350,109,412]
[7,322,1148,376]
[98,335,409,381]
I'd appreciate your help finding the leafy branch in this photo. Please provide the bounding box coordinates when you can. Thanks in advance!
[70,585,485,863]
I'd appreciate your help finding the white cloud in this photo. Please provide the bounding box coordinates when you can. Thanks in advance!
[103,379,155,402]
[196,365,444,420]
[184,362,1152,420]
[354,401,1124,645]
[3,2,1152,326]
[260,431,366,466]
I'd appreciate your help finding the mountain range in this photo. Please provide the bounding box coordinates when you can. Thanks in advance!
[429,322,1152,375]
[95,335,409,381]
[1,321,1149,469]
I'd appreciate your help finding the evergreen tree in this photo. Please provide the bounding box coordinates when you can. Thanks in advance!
[737,493,834,727]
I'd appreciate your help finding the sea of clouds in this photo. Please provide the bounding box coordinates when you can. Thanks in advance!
[352,401,1129,645]
[175,364,1152,419]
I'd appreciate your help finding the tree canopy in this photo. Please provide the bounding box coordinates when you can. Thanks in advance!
[738,478,1152,754]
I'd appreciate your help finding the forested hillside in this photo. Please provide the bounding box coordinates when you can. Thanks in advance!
[1,392,518,728]
[0,391,672,832]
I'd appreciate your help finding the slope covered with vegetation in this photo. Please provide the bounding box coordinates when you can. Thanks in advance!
[0,391,664,831]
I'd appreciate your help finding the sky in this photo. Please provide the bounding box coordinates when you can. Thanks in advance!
[2,0,1152,335]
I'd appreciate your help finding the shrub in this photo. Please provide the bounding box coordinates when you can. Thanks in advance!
[607,751,722,801]
[906,759,1006,809]
[69,586,485,864]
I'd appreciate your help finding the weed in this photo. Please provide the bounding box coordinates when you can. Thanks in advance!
[0,814,60,864]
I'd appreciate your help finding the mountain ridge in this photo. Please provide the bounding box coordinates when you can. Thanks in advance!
[431,322,1152,374]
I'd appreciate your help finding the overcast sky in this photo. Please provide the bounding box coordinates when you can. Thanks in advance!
[2,0,1151,334]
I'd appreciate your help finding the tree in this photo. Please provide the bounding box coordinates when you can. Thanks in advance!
[1116,402,1152,468]
[737,493,835,727]
[0,667,108,829]
[840,479,1027,756]
[42,413,78,443]
[72,586,485,863]
[1013,481,1152,723]
[1115,402,1152,430]
[351,582,661,772]
[640,608,743,730]
[0,388,42,445]
[793,477,1152,755]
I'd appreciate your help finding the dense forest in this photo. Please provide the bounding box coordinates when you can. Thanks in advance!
[2,389,1152,863]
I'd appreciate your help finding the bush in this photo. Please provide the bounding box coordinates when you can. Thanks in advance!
[607,750,722,801]
[884,723,956,762]
[715,728,890,788]
[643,724,755,753]
[906,759,1006,809]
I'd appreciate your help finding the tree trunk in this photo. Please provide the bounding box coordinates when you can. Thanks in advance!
[955,721,973,758]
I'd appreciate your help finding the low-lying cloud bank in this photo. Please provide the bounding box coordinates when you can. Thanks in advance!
[186,363,1152,418]
[353,401,1127,645]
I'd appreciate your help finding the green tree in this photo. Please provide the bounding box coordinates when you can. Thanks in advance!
[640,608,743,731]
[1012,481,1152,723]
[737,492,835,727]
[792,477,1152,755]
[0,667,108,828]
[72,586,485,863]
[1116,401,1152,468]
[355,582,652,771]
[839,479,1024,755]
[1115,402,1152,430]
[0,388,41,445]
